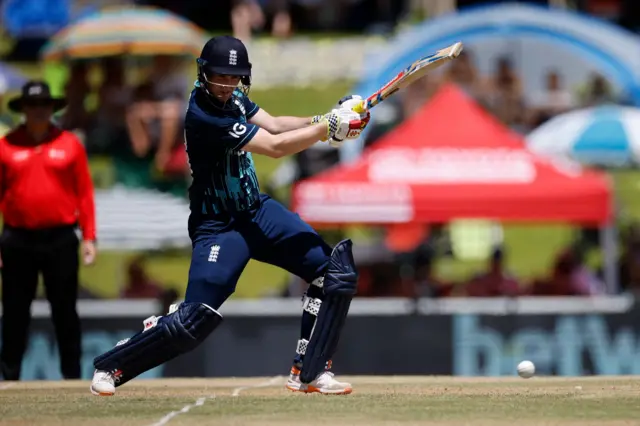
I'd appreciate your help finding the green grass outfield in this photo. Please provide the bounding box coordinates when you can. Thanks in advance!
[8,63,640,299]
[1,376,639,425]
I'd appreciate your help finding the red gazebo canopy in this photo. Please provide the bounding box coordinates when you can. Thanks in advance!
[291,84,612,225]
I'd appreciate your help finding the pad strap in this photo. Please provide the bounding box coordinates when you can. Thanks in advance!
[310,277,324,288]
[296,293,322,356]
[296,339,309,355]
[302,296,322,316]
[296,294,322,356]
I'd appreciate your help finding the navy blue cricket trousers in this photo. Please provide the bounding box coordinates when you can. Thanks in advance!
[184,194,331,309]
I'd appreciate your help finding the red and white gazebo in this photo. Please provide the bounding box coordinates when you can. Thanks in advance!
[292,84,612,226]
[291,84,617,291]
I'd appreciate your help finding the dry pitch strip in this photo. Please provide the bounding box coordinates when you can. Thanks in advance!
[1,376,640,425]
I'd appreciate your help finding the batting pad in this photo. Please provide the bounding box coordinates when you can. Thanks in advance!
[93,302,222,387]
[300,239,358,384]
[299,293,352,384]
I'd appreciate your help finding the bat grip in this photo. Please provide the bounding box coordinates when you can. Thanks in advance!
[352,100,367,114]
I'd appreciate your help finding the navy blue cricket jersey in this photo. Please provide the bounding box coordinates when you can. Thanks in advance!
[184,87,261,215]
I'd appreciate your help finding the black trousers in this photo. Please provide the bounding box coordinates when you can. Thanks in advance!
[0,225,81,380]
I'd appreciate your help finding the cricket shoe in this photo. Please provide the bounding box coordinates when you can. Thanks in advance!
[285,365,352,395]
[90,370,116,396]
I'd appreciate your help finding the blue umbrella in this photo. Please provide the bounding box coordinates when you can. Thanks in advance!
[526,105,640,167]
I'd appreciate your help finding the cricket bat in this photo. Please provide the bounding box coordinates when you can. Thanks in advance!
[353,41,464,114]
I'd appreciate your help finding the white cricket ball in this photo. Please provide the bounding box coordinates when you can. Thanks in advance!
[517,360,535,378]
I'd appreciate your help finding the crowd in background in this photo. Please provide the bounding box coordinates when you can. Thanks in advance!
[226,0,407,40]
[439,50,618,132]
[361,48,621,151]
[58,55,191,197]
[56,3,637,300]
[2,0,639,302]
[146,0,409,40]
[146,0,640,41]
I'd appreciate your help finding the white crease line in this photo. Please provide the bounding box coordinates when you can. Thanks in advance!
[0,383,15,390]
[148,376,283,426]
[148,395,213,426]
[231,376,283,397]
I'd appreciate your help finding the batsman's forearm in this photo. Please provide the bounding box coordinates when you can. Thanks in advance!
[272,123,326,156]
[273,116,316,133]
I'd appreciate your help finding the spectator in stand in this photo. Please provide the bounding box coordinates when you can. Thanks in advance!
[0,81,97,381]
[410,244,454,298]
[465,247,521,297]
[58,61,92,135]
[530,246,605,296]
[264,0,292,38]
[528,69,574,128]
[441,49,486,102]
[570,245,606,295]
[123,79,187,194]
[231,0,267,41]
[92,56,132,153]
[149,55,188,175]
[579,73,617,107]
[120,255,165,299]
[484,56,527,133]
[122,56,188,195]
[530,250,578,296]
[400,74,439,120]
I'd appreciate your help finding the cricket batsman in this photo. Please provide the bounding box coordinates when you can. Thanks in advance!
[90,35,370,396]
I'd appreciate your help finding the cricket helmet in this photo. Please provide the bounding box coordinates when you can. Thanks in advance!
[196,35,252,108]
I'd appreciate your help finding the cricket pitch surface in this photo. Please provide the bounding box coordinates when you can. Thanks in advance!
[1,376,640,426]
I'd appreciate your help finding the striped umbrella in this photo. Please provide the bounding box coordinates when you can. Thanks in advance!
[40,6,208,61]
[526,105,640,167]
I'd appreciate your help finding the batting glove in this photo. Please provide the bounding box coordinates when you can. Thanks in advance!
[320,109,363,147]
[324,95,371,146]
[337,95,371,129]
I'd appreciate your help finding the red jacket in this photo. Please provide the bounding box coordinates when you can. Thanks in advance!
[0,125,96,241]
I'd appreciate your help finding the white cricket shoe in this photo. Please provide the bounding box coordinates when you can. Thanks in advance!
[90,370,116,396]
[286,365,352,395]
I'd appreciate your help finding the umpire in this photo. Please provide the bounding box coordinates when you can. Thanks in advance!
[0,81,97,380]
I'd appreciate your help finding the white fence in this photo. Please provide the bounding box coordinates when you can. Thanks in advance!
[247,37,387,88]
[5,295,633,318]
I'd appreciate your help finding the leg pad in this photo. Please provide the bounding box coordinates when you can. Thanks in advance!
[94,302,222,387]
[300,239,358,384]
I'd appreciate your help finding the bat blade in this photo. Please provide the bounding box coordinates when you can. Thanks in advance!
[354,41,463,113]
